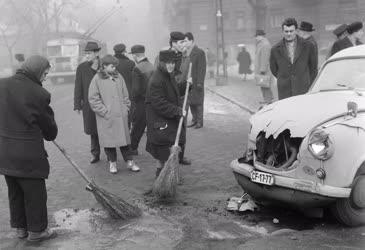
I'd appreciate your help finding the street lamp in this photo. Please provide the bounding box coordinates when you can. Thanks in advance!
[215,0,227,86]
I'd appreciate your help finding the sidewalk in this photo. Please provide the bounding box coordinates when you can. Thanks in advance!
[205,76,270,114]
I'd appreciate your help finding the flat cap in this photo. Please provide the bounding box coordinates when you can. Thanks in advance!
[255,29,265,37]
[130,45,145,54]
[333,24,348,37]
[170,31,185,42]
[347,21,363,34]
[113,43,126,53]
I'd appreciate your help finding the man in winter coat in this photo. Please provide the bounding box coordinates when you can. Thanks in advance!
[129,45,154,155]
[254,29,274,103]
[298,21,318,68]
[0,55,58,242]
[184,32,206,129]
[237,45,251,81]
[146,49,188,177]
[270,18,317,100]
[113,43,135,96]
[74,41,101,164]
[327,24,348,59]
[330,21,363,57]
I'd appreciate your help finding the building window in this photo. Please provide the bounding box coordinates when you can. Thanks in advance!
[270,15,284,28]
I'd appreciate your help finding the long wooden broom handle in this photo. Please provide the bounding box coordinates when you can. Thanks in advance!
[174,63,192,147]
[52,140,92,184]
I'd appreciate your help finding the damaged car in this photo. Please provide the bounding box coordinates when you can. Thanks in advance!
[231,45,365,226]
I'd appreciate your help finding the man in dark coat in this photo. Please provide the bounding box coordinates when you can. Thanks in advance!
[270,18,317,100]
[330,21,363,57]
[298,21,318,70]
[184,32,206,129]
[327,24,348,59]
[74,41,101,163]
[129,45,154,155]
[146,50,187,177]
[114,43,135,128]
[0,56,58,241]
[237,45,251,81]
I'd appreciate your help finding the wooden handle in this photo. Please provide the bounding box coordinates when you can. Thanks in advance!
[174,63,192,146]
[52,140,92,184]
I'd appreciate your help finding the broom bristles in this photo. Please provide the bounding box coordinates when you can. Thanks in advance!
[152,145,181,198]
[87,182,142,219]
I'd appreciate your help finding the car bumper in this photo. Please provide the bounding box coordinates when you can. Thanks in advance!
[230,159,351,206]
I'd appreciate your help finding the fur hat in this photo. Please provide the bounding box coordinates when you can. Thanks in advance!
[130,45,145,54]
[170,31,185,42]
[347,21,363,34]
[159,50,177,63]
[101,54,119,66]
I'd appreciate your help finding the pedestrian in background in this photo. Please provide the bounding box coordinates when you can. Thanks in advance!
[327,24,348,59]
[12,53,25,74]
[236,45,252,81]
[113,43,135,128]
[145,50,187,178]
[185,32,206,129]
[298,21,318,65]
[254,29,274,104]
[270,18,317,100]
[0,55,58,242]
[88,55,140,174]
[130,45,154,155]
[205,47,216,78]
[330,21,363,57]
[74,41,101,164]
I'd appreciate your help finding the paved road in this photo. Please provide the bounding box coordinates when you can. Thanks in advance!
[0,81,364,250]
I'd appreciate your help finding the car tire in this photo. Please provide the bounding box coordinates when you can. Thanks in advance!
[330,175,365,227]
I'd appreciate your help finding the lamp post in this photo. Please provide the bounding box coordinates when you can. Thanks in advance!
[215,0,227,85]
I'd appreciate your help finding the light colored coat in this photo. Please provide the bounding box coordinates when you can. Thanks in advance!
[255,37,271,75]
[88,72,131,147]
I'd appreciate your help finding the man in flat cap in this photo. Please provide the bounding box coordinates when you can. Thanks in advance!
[114,43,135,128]
[74,41,101,163]
[298,21,318,70]
[254,29,274,104]
[129,45,154,155]
[330,21,363,57]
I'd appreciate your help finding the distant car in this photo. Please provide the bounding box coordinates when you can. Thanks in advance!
[231,45,365,226]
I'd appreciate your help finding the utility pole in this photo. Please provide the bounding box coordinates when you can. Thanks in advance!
[215,0,228,85]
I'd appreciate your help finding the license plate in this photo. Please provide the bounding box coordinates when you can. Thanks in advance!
[250,171,274,185]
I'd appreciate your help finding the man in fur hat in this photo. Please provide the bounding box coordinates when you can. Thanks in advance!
[330,21,363,56]
[74,41,101,164]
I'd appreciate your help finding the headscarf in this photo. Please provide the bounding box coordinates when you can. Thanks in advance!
[19,55,50,84]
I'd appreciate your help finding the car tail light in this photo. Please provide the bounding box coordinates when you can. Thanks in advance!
[308,129,334,161]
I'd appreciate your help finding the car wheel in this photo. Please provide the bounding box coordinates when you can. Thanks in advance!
[330,175,365,227]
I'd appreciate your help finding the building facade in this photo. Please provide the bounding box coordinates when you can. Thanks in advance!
[163,0,365,65]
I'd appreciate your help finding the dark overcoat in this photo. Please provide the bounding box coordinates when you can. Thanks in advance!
[145,65,186,161]
[115,53,135,96]
[74,61,98,135]
[306,35,318,69]
[270,36,317,100]
[329,37,363,57]
[237,49,252,74]
[188,45,206,105]
[0,71,58,179]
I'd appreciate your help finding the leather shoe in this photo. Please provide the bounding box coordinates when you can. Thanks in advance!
[195,123,203,129]
[179,157,191,165]
[187,122,197,128]
[16,228,28,239]
[90,155,100,164]
[27,229,57,242]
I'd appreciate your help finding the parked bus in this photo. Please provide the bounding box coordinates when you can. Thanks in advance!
[46,33,106,84]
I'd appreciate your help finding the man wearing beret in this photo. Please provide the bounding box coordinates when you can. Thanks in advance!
[74,41,101,164]
[129,45,154,155]
[330,21,363,57]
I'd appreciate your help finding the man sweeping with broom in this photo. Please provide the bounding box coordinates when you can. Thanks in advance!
[146,49,190,198]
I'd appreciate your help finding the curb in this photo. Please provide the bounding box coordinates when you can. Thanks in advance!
[205,87,256,115]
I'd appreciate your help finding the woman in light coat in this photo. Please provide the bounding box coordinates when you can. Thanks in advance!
[89,55,140,174]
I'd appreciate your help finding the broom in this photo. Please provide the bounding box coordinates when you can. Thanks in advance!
[152,63,192,198]
[52,141,142,219]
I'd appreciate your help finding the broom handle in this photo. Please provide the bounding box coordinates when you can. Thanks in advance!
[174,63,192,147]
[52,140,93,184]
